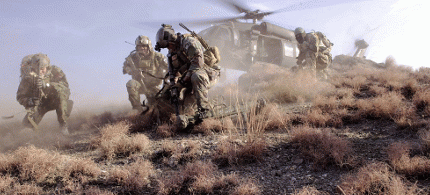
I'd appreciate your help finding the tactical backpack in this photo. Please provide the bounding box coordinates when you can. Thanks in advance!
[314,31,333,69]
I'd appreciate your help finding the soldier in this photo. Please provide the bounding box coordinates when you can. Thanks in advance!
[294,27,333,80]
[154,24,220,122]
[123,35,168,113]
[16,53,73,135]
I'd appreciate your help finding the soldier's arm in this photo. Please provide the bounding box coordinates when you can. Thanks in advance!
[50,66,69,88]
[123,57,133,75]
[156,52,168,74]
[306,34,318,52]
[185,42,204,72]
[16,76,33,107]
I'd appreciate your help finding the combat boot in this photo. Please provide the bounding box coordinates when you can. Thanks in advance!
[194,108,213,124]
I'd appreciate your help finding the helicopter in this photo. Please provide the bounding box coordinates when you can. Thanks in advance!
[189,0,299,71]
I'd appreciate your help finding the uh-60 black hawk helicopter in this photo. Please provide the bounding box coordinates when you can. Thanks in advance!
[190,0,299,71]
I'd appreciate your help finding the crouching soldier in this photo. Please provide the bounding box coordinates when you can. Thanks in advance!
[16,53,73,135]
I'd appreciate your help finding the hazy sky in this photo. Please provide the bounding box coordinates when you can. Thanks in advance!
[1,0,428,119]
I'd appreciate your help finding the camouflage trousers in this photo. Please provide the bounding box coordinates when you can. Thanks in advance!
[191,68,213,111]
[126,79,160,111]
[23,83,72,128]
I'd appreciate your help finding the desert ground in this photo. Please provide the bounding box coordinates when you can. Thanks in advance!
[1,55,430,195]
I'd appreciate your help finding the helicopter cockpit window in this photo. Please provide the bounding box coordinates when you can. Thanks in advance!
[283,41,296,58]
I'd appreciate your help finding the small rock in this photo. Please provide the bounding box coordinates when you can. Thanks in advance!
[293,158,303,164]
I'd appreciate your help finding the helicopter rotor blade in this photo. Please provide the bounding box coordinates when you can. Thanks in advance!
[214,0,251,14]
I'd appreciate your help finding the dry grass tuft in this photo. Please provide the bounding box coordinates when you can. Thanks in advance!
[155,140,202,166]
[92,121,151,159]
[156,123,176,138]
[214,136,266,166]
[232,179,261,195]
[82,186,115,195]
[293,186,328,195]
[413,89,430,116]
[107,159,155,192]
[387,142,430,177]
[338,162,423,195]
[194,118,223,135]
[289,126,353,167]
[419,130,430,150]
[356,91,415,127]
[158,160,256,195]
[61,157,101,183]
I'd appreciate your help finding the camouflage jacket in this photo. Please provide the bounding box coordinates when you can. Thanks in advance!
[17,65,70,108]
[123,51,167,83]
[169,34,205,76]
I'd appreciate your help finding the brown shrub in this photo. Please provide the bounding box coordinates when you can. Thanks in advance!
[214,136,266,166]
[232,179,261,195]
[387,142,430,177]
[61,157,101,183]
[413,88,430,116]
[9,145,63,183]
[10,182,43,195]
[221,117,237,134]
[356,91,415,126]
[158,161,248,195]
[93,121,151,159]
[83,186,115,195]
[338,162,423,195]
[156,124,176,138]
[194,118,223,135]
[0,175,15,193]
[157,140,202,166]
[305,108,332,128]
[108,159,155,192]
[293,186,328,195]
[419,130,430,150]
[258,103,290,131]
[289,126,353,167]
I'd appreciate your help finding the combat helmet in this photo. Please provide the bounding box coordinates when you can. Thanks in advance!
[135,35,153,51]
[155,24,177,51]
[31,53,50,71]
[294,27,305,36]
[20,54,35,76]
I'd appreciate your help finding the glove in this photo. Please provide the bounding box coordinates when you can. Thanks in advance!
[27,97,39,107]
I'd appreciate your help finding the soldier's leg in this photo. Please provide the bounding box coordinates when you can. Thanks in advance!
[126,79,144,112]
[304,52,318,77]
[22,106,49,129]
[191,69,211,118]
[54,92,71,128]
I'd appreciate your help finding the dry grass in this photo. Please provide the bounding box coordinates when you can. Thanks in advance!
[107,159,155,192]
[193,118,223,135]
[232,179,261,195]
[419,130,430,150]
[238,62,332,103]
[413,88,430,116]
[289,126,353,167]
[356,91,415,127]
[338,162,423,195]
[158,160,258,195]
[156,123,176,138]
[91,121,151,159]
[154,140,202,166]
[387,142,430,177]
[214,136,266,166]
[293,186,328,195]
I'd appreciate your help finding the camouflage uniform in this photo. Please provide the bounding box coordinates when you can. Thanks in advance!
[16,54,72,131]
[296,28,332,80]
[170,34,219,113]
[123,50,167,111]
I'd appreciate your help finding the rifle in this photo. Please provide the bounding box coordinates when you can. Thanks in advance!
[179,23,209,50]
[167,53,180,117]
[26,63,45,131]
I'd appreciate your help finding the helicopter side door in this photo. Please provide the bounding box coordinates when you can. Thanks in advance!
[256,35,283,65]
[280,40,299,68]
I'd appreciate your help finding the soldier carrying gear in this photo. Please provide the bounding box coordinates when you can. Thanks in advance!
[155,24,220,127]
[123,35,168,114]
[294,27,333,80]
[16,53,73,135]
